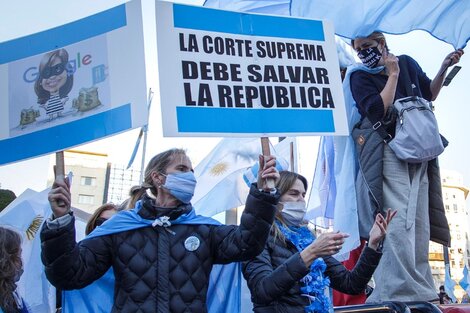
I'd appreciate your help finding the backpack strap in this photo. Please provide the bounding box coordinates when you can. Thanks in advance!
[368,57,415,143]
[369,117,393,143]
[398,56,417,97]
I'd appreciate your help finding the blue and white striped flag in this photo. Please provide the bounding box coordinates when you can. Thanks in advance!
[126,126,145,169]
[306,64,380,261]
[242,139,292,187]
[126,89,153,170]
[204,0,470,49]
[445,264,458,303]
[194,138,293,217]
[306,136,335,224]
[0,188,55,313]
[460,266,470,295]
[193,138,261,217]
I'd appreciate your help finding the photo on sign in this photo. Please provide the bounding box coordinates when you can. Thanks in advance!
[8,35,111,137]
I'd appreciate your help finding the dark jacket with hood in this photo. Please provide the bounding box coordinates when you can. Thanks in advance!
[41,185,278,313]
[242,229,382,313]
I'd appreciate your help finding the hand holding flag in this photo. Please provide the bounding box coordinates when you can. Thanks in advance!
[438,49,465,77]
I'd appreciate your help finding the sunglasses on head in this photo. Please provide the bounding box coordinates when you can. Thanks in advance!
[41,62,67,79]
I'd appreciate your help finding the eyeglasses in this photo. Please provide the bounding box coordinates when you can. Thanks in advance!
[41,62,67,79]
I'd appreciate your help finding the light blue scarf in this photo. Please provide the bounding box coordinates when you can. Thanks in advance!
[62,200,241,313]
[312,63,384,261]
[276,221,330,313]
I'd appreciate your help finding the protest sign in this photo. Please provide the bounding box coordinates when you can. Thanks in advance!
[0,0,147,165]
[156,2,347,137]
[0,1,130,43]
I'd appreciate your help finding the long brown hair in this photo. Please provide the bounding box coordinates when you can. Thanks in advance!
[272,171,308,244]
[0,227,22,313]
[127,148,187,209]
[85,203,118,235]
[34,49,74,104]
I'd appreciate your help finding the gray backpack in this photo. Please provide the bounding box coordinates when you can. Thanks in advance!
[388,95,444,163]
[371,57,445,163]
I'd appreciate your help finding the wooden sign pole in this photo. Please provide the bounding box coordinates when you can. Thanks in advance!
[260,137,276,190]
[55,151,67,208]
[55,151,65,180]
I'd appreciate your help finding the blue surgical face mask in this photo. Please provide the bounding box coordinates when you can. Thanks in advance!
[357,46,382,68]
[162,171,197,204]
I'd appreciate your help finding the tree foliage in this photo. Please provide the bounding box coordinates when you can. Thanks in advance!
[0,189,16,212]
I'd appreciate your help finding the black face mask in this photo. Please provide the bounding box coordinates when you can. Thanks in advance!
[95,217,108,227]
[41,62,67,79]
[357,46,382,68]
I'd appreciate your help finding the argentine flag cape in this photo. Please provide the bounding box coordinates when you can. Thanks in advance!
[62,200,241,313]
[313,63,384,260]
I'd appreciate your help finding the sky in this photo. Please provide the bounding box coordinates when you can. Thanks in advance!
[0,0,469,205]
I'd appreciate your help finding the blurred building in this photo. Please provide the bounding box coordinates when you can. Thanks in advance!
[48,150,141,214]
[106,163,141,205]
[429,170,469,300]
[58,150,109,214]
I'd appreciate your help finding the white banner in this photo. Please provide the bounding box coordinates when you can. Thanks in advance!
[0,0,147,165]
[0,1,130,43]
[156,2,347,137]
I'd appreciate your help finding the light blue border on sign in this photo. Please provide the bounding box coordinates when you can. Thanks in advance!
[0,104,132,165]
[176,107,334,133]
[173,4,324,41]
[0,5,127,64]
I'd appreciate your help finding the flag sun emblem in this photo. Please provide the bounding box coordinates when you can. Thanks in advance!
[26,215,44,240]
[210,162,228,176]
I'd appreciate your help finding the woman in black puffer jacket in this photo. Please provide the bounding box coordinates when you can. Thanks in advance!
[41,148,280,313]
[242,171,395,313]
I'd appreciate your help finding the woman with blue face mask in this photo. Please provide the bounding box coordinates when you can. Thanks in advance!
[349,32,463,303]
[242,171,395,313]
[41,148,281,313]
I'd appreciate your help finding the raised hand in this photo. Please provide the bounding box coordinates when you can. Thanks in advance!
[48,177,72,218]
[383,49,400,76]
[300,231,349,266]
[368,208,397,251]
[441,49,464,68]
[257,155,280,191]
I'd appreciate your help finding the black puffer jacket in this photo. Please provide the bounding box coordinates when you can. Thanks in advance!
[41,185,278,313]
[242,230,382,313]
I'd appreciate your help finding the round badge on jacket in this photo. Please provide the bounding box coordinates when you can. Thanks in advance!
[357,135,365,146]
[184,236,200,251]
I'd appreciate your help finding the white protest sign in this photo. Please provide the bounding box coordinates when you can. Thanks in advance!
[0,0,147,165]
[0,1,130,43]
[156,2,347,137]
